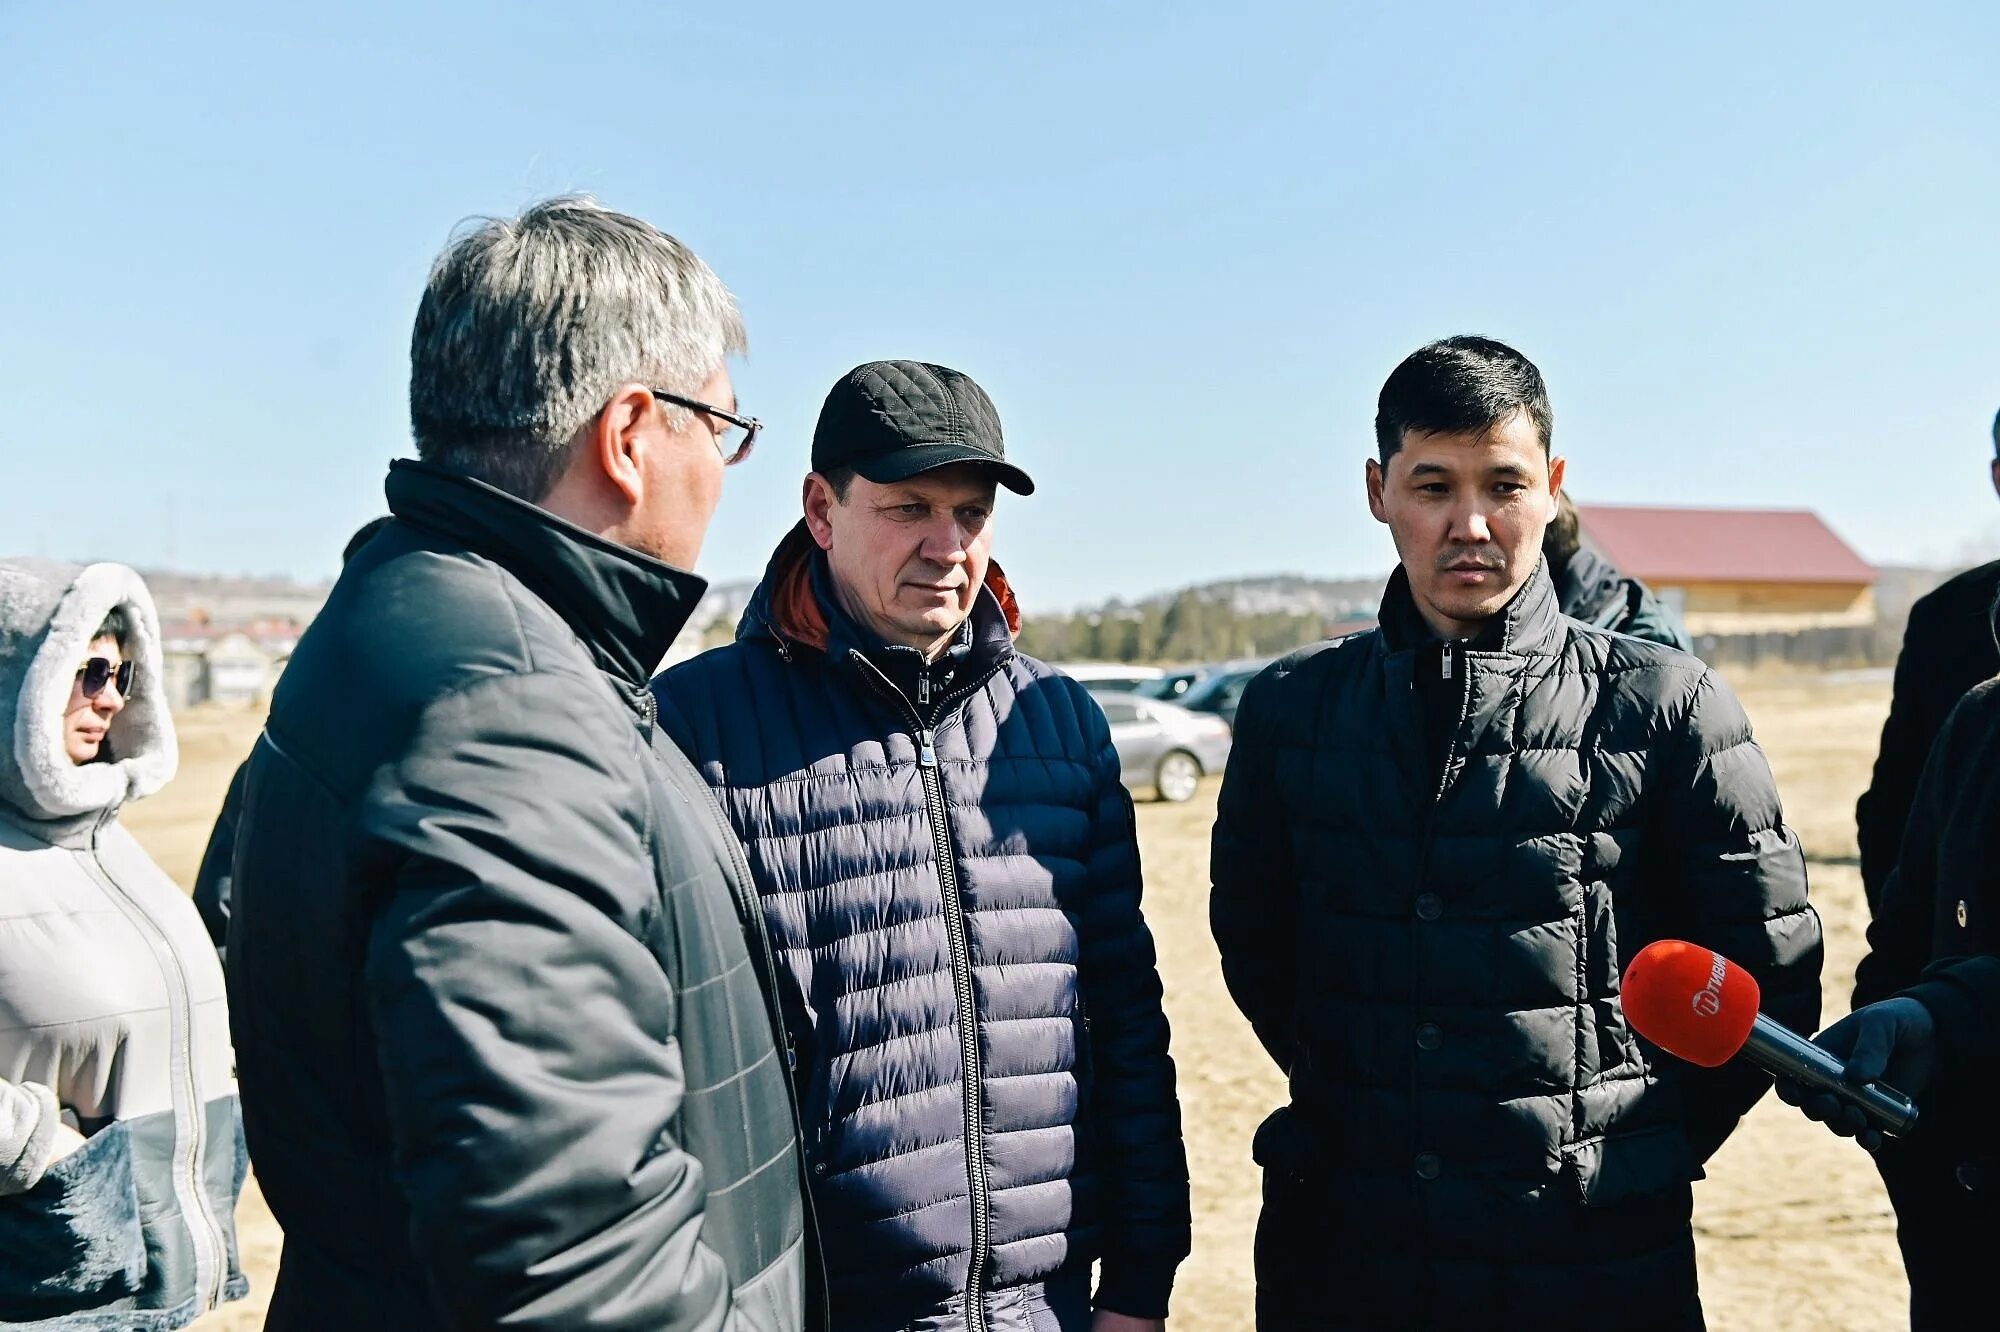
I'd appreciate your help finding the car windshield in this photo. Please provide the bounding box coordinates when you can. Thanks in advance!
[1184,669,1256,709]
[1180,677,1225,708]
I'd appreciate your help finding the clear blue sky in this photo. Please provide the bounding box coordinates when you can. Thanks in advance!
[4,3,1997,608]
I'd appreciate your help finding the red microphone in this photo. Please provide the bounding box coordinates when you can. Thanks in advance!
[1622,940,1917,1138]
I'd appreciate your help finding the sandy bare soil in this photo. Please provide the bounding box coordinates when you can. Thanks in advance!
[130,671,1906,1331]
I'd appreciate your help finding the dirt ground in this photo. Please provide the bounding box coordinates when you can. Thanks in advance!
[129,671,1906,1331]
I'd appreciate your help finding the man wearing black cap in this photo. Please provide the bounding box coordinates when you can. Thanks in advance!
[651,361,1189,1332]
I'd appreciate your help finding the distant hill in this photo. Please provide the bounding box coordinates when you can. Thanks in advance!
[126,560,1969,663]
[1155,572,1388,620]
[1018,572,1388,666]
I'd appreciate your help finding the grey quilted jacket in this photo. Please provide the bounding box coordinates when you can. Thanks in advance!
[653,524,1190,1332]
[1212,561,1822,1328]
[0,560,247,1328]
[224,462,816,1331]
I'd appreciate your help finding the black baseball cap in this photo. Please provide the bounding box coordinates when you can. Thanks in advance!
[811,360,1035,496]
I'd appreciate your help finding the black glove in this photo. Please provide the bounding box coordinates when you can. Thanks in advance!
[1775,997,1937,1151]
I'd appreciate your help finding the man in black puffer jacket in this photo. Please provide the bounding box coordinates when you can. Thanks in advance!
[1211,336,1822,1330]
[655,361,1190,1332]
[224,199,813,1331]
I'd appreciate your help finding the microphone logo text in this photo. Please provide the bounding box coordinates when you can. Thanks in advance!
[1691,951,1727,1019]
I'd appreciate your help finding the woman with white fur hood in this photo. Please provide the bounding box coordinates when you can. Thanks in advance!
[0,560,246,1327]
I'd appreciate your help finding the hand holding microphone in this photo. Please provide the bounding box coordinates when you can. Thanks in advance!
[1621,940,1919,1148]
[1772,997,1937,1151]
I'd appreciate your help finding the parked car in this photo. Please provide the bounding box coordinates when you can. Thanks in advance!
[1057,662,1165,694]
[1176,658,1272,731]
[1095,693,1233,802]
[1134,666,1206,702]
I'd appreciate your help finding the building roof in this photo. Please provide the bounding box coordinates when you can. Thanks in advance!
[1577,504,1875,586]
[160,618,302,653]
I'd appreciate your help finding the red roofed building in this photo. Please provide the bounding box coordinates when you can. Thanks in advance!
[1576,504,1877,636]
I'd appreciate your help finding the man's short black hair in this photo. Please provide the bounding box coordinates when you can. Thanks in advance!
[1991,406,1999,459]
[1374,335,1553,464]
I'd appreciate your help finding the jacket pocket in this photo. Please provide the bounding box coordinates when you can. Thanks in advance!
[1251,1104,1324,1182]
[1562,1123,1701,1208]
[0,1119,148,1320]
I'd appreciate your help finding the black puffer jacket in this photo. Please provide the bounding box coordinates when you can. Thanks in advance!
[1211,561,1821,1329]
[226,462,813,1331]
[653,524,1189,1332]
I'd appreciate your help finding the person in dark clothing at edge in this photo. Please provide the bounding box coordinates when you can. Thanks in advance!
[1786,411,2000,1326]
[218,198,816,1331]
[1541,490,1693,650]
[653,361,1191,1332]
[1780,645,2000,1329]
[1855,412,2000,921]
[194,515,391,966]
[1209,336,1822,1330]
[1839,410,2000,1326]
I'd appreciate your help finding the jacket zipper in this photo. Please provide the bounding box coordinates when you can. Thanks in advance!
[80,836,229,1309]
[1430,643,1469,805]
[850,650,1005,1332]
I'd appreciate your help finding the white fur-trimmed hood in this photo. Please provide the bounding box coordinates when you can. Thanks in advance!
[0,560,177,822]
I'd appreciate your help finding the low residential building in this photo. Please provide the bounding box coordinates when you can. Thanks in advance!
[1576,504,1877,636]
[160,618,302,710]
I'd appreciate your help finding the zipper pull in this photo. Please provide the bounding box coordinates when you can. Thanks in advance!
[1441,645,1453,680]
[919,672,932,708]
[918,728,938,767]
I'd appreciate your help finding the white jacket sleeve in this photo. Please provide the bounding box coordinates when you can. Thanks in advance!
[0,1077,59,1196]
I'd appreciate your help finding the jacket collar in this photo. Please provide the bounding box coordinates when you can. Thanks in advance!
[0,797,112,851]
[1377,556,1565,658]
[737,519,1020,672]
[385,460,707,686]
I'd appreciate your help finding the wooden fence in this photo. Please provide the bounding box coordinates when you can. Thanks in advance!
[1692,620,1904,671]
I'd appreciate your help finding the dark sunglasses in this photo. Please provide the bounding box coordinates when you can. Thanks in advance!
[76,657,135,699]
[650,388,760,465]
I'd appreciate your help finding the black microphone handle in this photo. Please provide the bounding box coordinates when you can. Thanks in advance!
[1740,1013,1919,1137]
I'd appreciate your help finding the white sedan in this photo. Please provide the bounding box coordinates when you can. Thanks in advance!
[1092,692,1234,802]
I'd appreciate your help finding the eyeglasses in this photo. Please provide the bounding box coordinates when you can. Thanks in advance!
[76,657,135,699]
[650,389,760,466]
